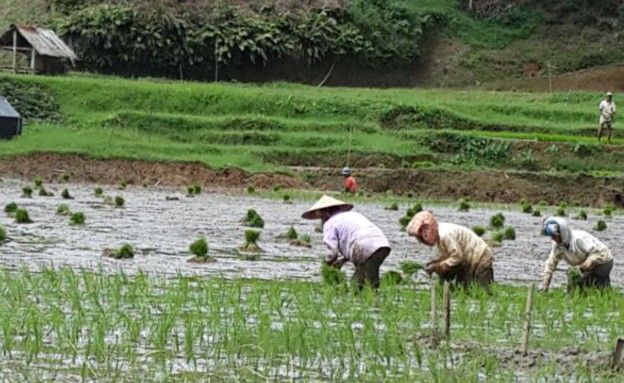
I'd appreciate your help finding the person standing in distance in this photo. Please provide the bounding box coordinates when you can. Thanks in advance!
[598,92,616,144]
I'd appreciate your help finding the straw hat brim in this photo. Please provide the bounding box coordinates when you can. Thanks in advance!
[302,195,353,219]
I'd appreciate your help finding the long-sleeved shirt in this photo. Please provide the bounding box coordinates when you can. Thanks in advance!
[323,211,389,266]
[435,223,494,275]
[599,100,616,124]
[541,230,613,290]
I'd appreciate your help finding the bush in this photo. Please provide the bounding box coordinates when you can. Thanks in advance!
[532,210,541,217]
[114,196,125,207]
[33,177,43,187]
[4,202,17,214]
[522,203,533,214]
[387,202,399,211]
[0,226,6,242]
[503,227,516,240]
[472,226,486,237]
[189,237,208,258]
[577,210,588,220]
[247,186,255,194]
[21,186,33,198]
[61,189,73,199]
[15,209,32,223]
[95,187,103,196]
[381,271,403,286]
[70,212,86,225]
[594,220,607,231]
[286,226,298,240]
[489,213,505,229]
[458,198,470,212]
[399,261,423,276]
[555,207,566,217]
[57,204,71,215]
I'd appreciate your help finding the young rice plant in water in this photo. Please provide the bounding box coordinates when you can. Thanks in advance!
[57,204,71,215]
[577,210,588,220]
[95,187,103,196]
[490,213,505,229]
[4,202,17,214]
[115,196,125,207]
[15,208,32,224]
[70,212,86,225]
[61,189,73,199]
[472,226,486,237]
[33,177,43,187]
[21,186,33,198]
[189,238,208,258]
[0,226,6,242]
[594,220,607,231]
[503,227,516,240]
[286,226,298,240]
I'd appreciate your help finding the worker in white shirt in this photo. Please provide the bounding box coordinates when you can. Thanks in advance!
[598,92,616,144]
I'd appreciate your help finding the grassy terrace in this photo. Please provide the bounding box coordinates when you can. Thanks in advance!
[0,74,617,173]
[0,268,620,381]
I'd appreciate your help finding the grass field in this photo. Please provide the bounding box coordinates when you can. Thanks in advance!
[0,267,620,382]
[0,73,618,174]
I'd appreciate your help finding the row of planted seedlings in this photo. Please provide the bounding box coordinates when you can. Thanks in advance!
[0,267,620,381]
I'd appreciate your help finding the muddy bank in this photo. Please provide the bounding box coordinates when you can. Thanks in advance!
[2,153,624,207]
[0,178,623,290]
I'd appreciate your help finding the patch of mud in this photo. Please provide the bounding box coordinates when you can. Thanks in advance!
[1,178,623,291]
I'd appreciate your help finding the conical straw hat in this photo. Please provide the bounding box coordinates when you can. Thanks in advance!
[301,195,353,219]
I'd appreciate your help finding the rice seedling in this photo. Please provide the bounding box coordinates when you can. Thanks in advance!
[273,185,282,192]
[247,186,255,194]
[489,213,505,229]
[491,231,504,244]
[593,220,607,231]
[386,202,399,211]
[503,227,516,240]
[186,185,195,196]
[189,237,208,257]
[286,226,298,240]
[0,226,6,242]
[519,198,528,206]
[241,209,264,228]
[21,186,33,198]
[193,184,202,194]
[399,261,423,276]
[38,187,53,196]
[283,194,291,203]
[603,205,614,218]
[33,177,43,187]
[573,200,581,207]
[472,226,486,237]
[118,181,127,190]
[56,204,71,216]
[299,233,311,244]
[399,215,412,230]
[321,263,346,286]
[576,210,588,220]
[532,209,541,217]
[103,244,135,259]
[559,202,568,210]
[567,268,582,292]
[61,189,73,199]
[458,198,470,212]
[555,207,566,217]
[4,202,17,214]
[522,203,533,213]
[114,196,125,207]
[70,212,86,225]
[539,200,548,207]
[242,230,262,253]
[14,208,32,224]
[381,271,403,286]
[62,173,70,182]
[95,187,103,196]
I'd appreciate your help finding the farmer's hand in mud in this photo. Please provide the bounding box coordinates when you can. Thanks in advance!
[425,261,438,276]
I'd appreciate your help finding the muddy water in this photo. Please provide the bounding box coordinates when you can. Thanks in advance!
[0,179,622,288]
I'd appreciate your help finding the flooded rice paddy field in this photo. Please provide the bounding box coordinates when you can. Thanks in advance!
[0,179,623,289]
[0,179,623,382]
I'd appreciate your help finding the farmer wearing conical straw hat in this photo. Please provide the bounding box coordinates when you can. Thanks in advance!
[302,195,391,290]
[540,217,613,292]
[406,210,494,287]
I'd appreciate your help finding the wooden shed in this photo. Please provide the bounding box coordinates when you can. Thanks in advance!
[0,24,77,74]
[0,97,22,139]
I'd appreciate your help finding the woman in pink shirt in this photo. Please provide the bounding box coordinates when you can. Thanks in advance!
[302,195,391,290]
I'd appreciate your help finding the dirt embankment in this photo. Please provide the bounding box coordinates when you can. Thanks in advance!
[2,153,624,207]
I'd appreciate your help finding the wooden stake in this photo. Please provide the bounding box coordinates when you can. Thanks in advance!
[521,284,536,356]
[430,280,438,346]
[613,338,624,369]
[12,29,17,74]
[443,281,451,339]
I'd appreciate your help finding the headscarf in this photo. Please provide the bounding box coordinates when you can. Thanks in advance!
[406,210,439,246]
[541,216,572,246]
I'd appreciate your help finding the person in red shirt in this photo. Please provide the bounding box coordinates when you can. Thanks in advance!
[342,167,358,193]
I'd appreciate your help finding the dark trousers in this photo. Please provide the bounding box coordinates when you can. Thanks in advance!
[352,247,391,291]
[574,260,613,289]
[442,263,494,288]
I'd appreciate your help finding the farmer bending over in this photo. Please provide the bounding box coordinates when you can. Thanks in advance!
[302,195,390,290]
[407,210,494,287]
[540,217,613,292]
[342,167,358,194]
